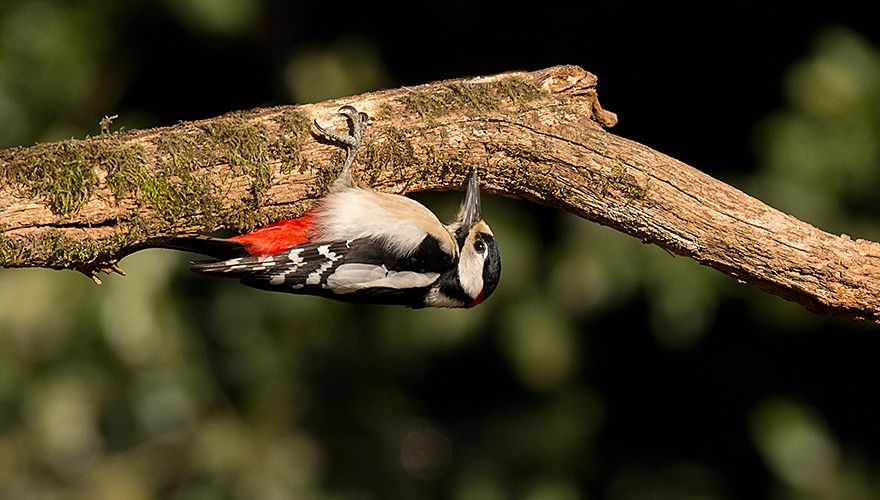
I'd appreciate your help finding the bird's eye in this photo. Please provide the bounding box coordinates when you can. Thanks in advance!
[474,240,486,253]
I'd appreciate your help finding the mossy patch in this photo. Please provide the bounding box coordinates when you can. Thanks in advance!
[498,77,542,104]
[502,145,546,168]
[201,114,273,205]
[510,165,572,201]
[375,103,395,120]
[0,108,325,272]
[3,140,99,216]
[130,111,314,230]
[361,127,416,185]
[0,233,24,268]
[313,152,343,195]
[421,144,474,183]
[489,144,575,201]
[401,77,541,120]
[41,231,105,268]
[0,225,143,271]
[143,131,223,224]
[273,110,312,175]
[526,170,570,199]
[102,141,149,200]
[599,160,648,201]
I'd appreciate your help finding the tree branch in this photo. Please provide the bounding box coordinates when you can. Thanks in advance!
[2,65,879,322]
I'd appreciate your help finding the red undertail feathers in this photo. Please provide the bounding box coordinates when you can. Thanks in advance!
[230,212,315,256]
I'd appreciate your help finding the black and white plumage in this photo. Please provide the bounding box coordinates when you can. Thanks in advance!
[148,105,501,308]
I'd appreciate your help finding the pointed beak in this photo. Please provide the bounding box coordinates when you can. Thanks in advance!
[460,169,482,229]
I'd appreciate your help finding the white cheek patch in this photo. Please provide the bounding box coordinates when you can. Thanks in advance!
[457,235,487,299]
[326,263,439,294]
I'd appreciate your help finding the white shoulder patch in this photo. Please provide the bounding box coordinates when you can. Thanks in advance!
[326,263,439,294]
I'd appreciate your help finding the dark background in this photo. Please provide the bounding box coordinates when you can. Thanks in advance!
[1,2,879,499]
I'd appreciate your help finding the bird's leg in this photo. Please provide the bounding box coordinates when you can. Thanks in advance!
[314,105,371,189]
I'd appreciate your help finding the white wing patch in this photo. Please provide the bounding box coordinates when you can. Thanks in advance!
[221,257,244,271]
[269,248,305,285]
[306,245,341,285]
[219,254,283,274]
[326,263,439,294]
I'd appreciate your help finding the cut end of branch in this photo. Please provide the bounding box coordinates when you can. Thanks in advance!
[536,65,618,128]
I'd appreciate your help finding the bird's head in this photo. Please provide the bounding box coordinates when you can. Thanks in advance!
[443,170,501,308]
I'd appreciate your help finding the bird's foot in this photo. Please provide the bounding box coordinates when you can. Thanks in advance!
[314,105,371,185]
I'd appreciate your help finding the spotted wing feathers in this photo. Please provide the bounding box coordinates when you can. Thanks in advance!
[190,238,440,306]
[191,240,350,288]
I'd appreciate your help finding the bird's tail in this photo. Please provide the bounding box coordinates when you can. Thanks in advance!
[129,236,248,261]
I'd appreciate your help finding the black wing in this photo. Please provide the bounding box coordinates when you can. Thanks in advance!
[190,238,444,307]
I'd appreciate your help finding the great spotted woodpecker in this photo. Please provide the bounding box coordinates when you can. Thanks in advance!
[146,105,500,308]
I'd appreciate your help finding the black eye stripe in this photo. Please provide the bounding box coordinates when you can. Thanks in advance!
[480,235,500,299]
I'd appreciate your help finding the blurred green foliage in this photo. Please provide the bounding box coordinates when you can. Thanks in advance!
[2,2,880,499]
[751,28,880,238]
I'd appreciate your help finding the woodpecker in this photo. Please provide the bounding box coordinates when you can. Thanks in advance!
[145,105,500,308]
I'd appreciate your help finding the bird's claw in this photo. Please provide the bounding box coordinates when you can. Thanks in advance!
[314,105,371,188]
[314,105,370,148]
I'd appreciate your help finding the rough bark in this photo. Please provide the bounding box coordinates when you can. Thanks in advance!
[1,65,879,322]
